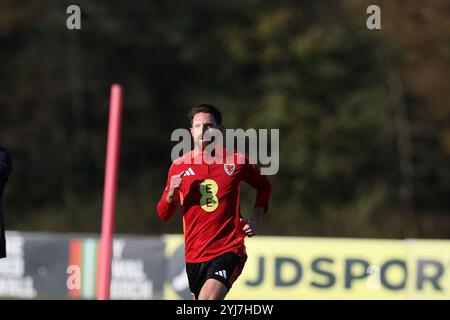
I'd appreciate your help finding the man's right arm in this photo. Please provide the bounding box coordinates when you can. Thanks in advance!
[156,165,184,221]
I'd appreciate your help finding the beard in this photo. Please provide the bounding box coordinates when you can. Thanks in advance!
[194,128,222,150]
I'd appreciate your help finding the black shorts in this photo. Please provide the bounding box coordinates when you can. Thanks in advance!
[186,251,247,299]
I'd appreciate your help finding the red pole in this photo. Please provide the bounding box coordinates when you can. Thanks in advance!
[97,84,123,300]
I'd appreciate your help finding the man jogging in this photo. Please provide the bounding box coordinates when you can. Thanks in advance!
[157,104,271,300]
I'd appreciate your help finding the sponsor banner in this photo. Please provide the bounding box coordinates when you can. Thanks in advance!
[0,232,39,298]
[0,232,166,299]
[163,235,191,300]
[405,240,450,299]
[164,235,450,300]
[2,232,450,299]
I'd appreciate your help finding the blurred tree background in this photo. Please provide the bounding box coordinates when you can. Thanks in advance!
[0,0,449,238]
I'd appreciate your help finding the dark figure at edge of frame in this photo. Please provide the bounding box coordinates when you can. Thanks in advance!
[0,147,12,259]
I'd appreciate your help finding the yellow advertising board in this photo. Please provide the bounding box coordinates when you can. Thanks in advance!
[163,235,450,300]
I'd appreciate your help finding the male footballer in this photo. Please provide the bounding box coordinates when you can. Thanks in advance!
[157,104,271,300]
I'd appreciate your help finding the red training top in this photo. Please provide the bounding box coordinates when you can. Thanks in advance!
[157,148,271,263]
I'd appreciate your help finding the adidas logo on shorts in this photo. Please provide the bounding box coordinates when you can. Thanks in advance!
[214,270,227,279]
[184,168,195,176]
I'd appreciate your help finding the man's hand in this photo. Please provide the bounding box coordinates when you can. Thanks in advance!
[241,207,265,237]
[166,171,185,203]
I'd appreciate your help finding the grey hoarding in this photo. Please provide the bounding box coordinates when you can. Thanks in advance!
[0,231,166,299]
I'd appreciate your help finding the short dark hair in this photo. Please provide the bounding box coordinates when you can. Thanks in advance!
[188,104,222,126]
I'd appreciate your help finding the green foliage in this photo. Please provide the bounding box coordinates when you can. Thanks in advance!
[1,1,449,238]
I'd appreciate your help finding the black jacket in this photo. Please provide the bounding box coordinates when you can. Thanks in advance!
[0,147,12,258]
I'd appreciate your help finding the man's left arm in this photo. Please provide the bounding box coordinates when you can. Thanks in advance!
[241,163,272,237]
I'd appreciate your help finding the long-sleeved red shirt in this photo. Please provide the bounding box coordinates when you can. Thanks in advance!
[157,148,271,263]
